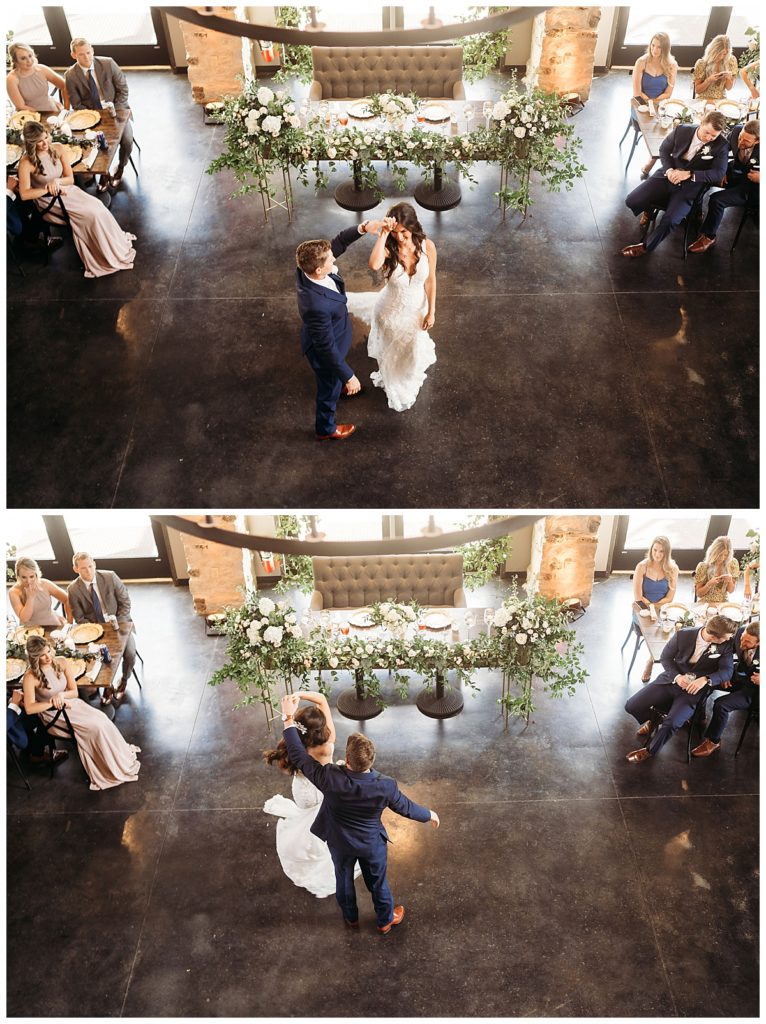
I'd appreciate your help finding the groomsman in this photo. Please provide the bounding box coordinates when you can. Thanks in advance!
[67,552,136,703]
[693,621,759,755]
[688,119,760,252]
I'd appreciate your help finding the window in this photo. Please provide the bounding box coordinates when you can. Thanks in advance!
[64,512,159,559]
[728,515,761,550]
[623,10,709,48]
[62,6,157,45]
[9,9,53,44]
[5,513,56,560]
[624,515,710,551]
[726,6,762,47]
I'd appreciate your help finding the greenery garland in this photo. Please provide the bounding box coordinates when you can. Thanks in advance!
[738,26,759,80]
[273,6,315,85]
[457,5,513,84]
[457,515,512,590]
[274,514,315,595]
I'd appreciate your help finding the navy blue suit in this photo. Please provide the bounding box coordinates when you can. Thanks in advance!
[625,626,735,756]
[700,124,760,239]
[625,123,729,252]
[297,225,364,436]
[705,627,759,743]
[283,725,431,926]
[6,705,50,756]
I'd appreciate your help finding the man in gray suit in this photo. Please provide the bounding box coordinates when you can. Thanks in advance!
[65,37,134,191]
[67,552,137,703]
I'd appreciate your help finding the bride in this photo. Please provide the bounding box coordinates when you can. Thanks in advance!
[262,691,360,898]
[346,202,437,411]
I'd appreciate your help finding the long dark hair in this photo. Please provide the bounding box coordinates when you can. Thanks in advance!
[262,705,329,775]
[382,202,426,281]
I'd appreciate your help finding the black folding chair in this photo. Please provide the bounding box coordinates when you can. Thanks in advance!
[735,701,759,757]
[620,619,645,678]
[7,739,31,790]
[730,197,759,253]
[640,184,711,260]
[619,114,643,172]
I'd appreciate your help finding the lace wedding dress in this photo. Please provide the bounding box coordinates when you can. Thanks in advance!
[263,746,361,898]
[346,249,436,411]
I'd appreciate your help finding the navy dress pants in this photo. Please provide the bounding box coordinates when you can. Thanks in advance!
[706,688,755,743]
[305,350,343,436]
[625,174,703,252]
[625,676,706,756]
[329,843,394,927]
[700,183,757,238]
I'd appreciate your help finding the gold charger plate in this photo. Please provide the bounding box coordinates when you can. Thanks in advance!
[423,611,451,630]
[718,602,744,621]
[66,109,101,130]
[71,622,104,644]
[422,103,449,122]
[348,609,375,628]
[60,143,82,166]
[66,657,87,679]
[348,100,374,119]
[6,657,27,683]
[7,143,22,166]
[663,99,688,116]
[662,603,688,621]
[717,100,742,118]
[9,110,41,130]
[13,625,45,643]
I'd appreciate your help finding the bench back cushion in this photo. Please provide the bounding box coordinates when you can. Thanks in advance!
[311,46,463,100]
[311,553,465,608]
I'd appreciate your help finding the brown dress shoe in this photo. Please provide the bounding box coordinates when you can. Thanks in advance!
[316,424,356,440]
[621,243,647,258]
[626,747,651,763]
[378,905,405,934]
[691,738,720,757]
[30,749,69,765]
[637,720,653,736]
[343,917,359,928]
[687,234,716,254]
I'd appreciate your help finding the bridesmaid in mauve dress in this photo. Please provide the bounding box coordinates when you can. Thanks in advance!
[6,41,67,112]
[22,637,141,792]
[18,122,136,278]
[8,557,69,628]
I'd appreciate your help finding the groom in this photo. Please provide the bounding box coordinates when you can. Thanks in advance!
[280,693,440,932]
[295,220,384,440]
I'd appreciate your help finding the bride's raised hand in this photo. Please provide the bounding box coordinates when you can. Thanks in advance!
[382,216,397,233]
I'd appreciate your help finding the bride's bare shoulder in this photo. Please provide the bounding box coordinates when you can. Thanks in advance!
[424,237,436,255]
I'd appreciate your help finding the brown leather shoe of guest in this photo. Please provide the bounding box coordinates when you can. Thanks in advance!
[638,211,651,227]
[621,243,647,258]
[316,424,356,440]
[626,748,651,763]
[30,749,69,765]
[343,917,359,928]
[378,905,405,934]
[687,234,716,254]
[691,738,720,757]
[637,720,653,736]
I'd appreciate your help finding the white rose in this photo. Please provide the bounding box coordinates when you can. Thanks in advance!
[407,140,416,150]
[351,658,360,667]
[276,89,285,99]
[263,625,283,646]
[404,97,415,111]
[256,86,274,106]
[514,126,526,138]
[349,148,358,158]
[262,115,282,136]
[405,608,416,621]
[290,625,302,639]
[285,612,296,624]
[258,598,275,616]
[494,608,510,628]
[288,115,300,128]
[246,623,262,643]
[303,657,312,668]
[492,100,510,120]
[259,106,268,115]
[516,633,528,645]
[329,656,339,668]
[327,146,337,159]
[365,645,373,654]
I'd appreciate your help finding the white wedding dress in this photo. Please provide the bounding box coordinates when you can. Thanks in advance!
[263,746,361,898]
[346,249,436,412]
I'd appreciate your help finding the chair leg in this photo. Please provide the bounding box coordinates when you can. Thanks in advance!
[734,707,756,757]
[6,234,25,277]
[729,205,750,254]
[8,744,32,790]
[626,635,643,677]
[624,131,641,171]
[619,118,634,146]
[128,155,138,177]
[620,623,634,652]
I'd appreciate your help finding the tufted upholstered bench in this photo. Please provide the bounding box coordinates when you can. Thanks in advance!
[309,553,468,610]
[309,46,466,101]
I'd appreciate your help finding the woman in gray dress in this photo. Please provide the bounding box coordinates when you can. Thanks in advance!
[8,557,69,627]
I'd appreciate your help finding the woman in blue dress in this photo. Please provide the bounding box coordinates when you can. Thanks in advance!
[631,32,678,179]
[633,535,679,681]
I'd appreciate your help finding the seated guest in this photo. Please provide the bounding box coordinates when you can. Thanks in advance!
[22,636,141,791]
[6,41,67,112]
[694,535,740,603]
[18,122,137,279]
[741,60,760,100]
[688,119,759,253]
[7,688,68,764]
[621,110,729,257]
[65,37,134,192]
[67,552,137,705]
[624,614,736,763]
[8,557,69,627]
[633,535,679,682]
[693,35,738,102]
[693,621,759,756]
[631,33,678,179]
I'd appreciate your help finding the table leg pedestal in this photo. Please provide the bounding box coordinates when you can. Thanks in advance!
[414,162,462,212]
[334,160,380,211]
[416,669,464,719]
[336,670,384,720]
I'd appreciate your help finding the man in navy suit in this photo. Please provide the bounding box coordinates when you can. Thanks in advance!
[295,220,384,440]
[688,119,760,252]
[280,692,440,932]
[624,614,736,762]
[693,620,759,755]
[621,110,730,257]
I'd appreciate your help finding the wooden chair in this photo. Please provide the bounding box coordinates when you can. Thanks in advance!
[40,707,88,781]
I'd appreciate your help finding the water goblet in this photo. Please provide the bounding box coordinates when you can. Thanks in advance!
[482,100,493,128]
[320,610,331,635]
[319,100,330,126]
[463,102,473,125]
[464,611,475,633]
[483,608,494,635]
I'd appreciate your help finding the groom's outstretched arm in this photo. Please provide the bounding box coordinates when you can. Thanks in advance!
[386,782,437,826]
[330,225,365,260]
[282,723,332,792]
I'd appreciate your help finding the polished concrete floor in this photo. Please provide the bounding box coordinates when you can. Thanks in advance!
[5,69,759,507]
[6,575,758,1017]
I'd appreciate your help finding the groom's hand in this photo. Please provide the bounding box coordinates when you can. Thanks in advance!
[429,810,440,829]
[280,693,299,718]
[345,374,361,395]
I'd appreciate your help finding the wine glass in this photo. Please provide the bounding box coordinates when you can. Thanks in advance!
[483,608,494,635]
[338,106,348,127]
[464,611,475,634]
[319,100,330,126]
[340,620,350,636]
[320,610,331,635]
[416,101,425,124]
[463,102,473,125]
[482,100,493,128]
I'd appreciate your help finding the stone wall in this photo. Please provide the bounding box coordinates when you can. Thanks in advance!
[526,515,601,606]
[180,515,249,615]
[177,6,247,104]
[526,6,601,102]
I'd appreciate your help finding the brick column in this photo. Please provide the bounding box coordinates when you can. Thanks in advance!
[177,7,248,104]
[180,515,250,615]
[526,7,602,102]
[526,515,601,606]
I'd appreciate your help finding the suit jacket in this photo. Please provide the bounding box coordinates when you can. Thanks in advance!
[659,626,735,687]
[296,226,363,382]
[283,727,431,857]
[7,706,28,749]
[67,570,132,623]
[659,124,729,187]
[65,56,129,109]
[732,627,760,690]
[725,125,760,193]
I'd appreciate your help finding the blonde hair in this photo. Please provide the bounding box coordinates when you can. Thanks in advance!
[21,121,53,176]
[15,556,41,580]
[70,37,91,55]
[703,34,731,67]
[704,535,733,567]
[8,41,35,70]
[645,32,677,78]
[644,536,678,581]
[26,635,64,687]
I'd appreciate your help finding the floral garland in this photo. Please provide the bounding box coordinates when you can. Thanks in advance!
[368,600,420,630]
[366,92,417,121]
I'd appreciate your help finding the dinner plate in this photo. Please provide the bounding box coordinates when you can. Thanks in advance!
[662,603,688,621]
[638,609,651,618]
[60,143,82,166]
[71,622,104,644]
[717,100,742,119]
[718,602,744,621]
[14,625,45,643]
[66,109,101,130]
[636,104,650,113]
[67,657,87,679]
[6,657,27,683]
[348,609,375,628]
[9,110,41,130]
[7,143,22,166]
[663,99,688,115]
[423,611,451,630]
[348,100,374,119]
[422,103,449,122]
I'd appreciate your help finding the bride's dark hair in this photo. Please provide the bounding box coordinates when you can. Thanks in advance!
[262,704,329,775]
[381,202,426,281]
